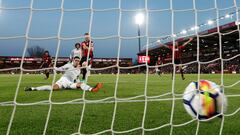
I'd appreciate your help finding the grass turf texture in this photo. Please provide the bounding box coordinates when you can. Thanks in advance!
[0,74,240,135]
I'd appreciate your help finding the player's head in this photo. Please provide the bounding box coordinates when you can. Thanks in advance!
[73,56,81,67]
[44,51,49,56]
[84,33,90,41]
[75,43,80,49]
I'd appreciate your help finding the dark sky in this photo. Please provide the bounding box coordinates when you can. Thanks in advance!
[0,0,239,60]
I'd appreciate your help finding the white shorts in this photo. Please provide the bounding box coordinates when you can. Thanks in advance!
[56,77,77,89]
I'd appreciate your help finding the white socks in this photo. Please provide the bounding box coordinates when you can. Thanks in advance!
[80,83,92,91]
[32,85,52,91]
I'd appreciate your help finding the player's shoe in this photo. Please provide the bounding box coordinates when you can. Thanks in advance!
[24,87,33,91]
[91,83,103,92]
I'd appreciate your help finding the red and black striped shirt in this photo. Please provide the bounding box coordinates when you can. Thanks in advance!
[81,40,94,57]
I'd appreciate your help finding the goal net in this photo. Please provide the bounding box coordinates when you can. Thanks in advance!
[0,0,240,135]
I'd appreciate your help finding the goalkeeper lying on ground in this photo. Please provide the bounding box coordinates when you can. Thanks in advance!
[25,56,103,92]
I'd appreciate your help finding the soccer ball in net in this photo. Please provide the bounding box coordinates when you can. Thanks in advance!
[183,80,227,119]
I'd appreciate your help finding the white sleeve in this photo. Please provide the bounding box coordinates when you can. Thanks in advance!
[69,50,74,60]
[79,49,82,58]
[54,63,71,71]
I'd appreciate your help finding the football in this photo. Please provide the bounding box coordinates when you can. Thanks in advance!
[183,80,227,119]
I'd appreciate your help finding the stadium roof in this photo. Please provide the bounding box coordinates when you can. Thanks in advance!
[138,21,240,59]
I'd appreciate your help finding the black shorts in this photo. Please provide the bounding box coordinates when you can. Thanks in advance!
[80,56,93,66]
[42,63,50,68]
[174,59,181,65]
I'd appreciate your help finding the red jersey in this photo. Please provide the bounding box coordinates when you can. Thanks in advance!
[168,45,185,59]
[42,55,52,65]
[81,40,94,57]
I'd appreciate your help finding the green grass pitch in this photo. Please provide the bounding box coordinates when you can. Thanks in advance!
[0,73,240,135]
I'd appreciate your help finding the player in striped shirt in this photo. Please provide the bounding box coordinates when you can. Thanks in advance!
[80,33,94,81]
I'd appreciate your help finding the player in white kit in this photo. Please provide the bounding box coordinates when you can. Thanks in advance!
[25,56,102,92]
[69,43,82,61]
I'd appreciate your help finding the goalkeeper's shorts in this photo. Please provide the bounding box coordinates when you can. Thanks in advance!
[42,63,50,68]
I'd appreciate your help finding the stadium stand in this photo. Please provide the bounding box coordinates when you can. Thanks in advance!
[0,56,132,74]
[138,21,240,74]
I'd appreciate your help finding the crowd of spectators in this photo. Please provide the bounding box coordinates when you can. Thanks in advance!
[0,56,239,74]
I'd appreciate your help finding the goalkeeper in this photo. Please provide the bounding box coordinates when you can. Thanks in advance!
[25,56,102,92]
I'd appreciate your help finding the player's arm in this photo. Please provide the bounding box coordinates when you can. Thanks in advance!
[69,49,74,61]
[182,37,193,47]
[82,42,88,50]
[41,56,45,64]
[39,62,44,69]
[82,42,94,51]
[54,63,70,71]
[39,56,45,68]
[90,42,94,51]
[49,56,53,67]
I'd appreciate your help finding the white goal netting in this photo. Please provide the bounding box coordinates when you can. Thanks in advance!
[0,0,240,135]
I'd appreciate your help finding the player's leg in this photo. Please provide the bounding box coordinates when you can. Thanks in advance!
[45,69,50,79]
[25,85,51,91]
[25,84,60,91]
[172,66,174,79]
[179,65,185,80]
[86,64,91,77]
[179,59,185,80]
[42,63,49,79]
[25,77,64,91]
[157,67,161,76]
[70,82,103,92]
[87,58,93,77]
[172,59,177,79]
[82,57,93,80]
[172,62,175,79]
[155,67,158,75]
[80,57,87,81]
[82,68,87,80]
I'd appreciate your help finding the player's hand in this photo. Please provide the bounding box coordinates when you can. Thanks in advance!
[82,62,87,67]
[76,65,81,69]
